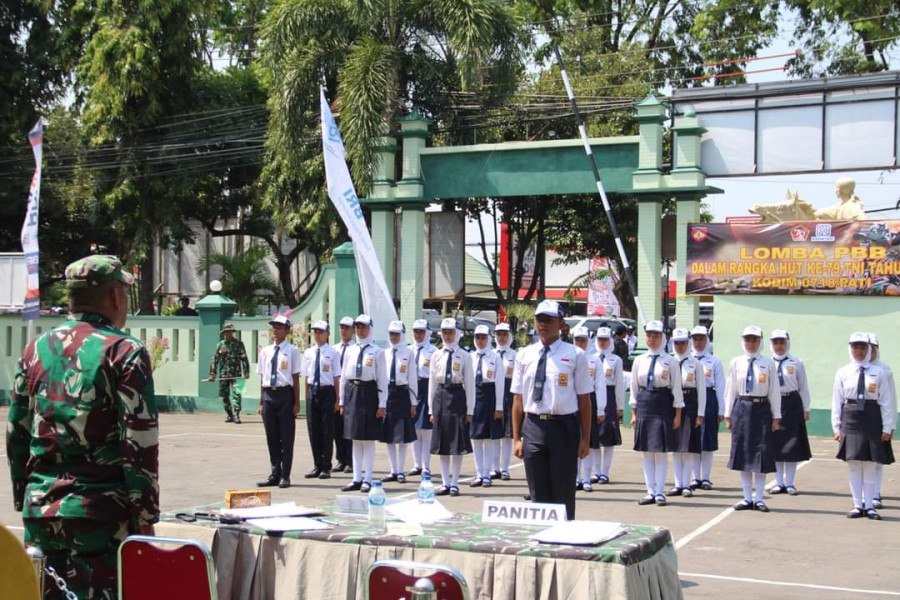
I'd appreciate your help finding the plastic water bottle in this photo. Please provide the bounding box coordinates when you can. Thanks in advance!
[418,472,435,504]
[368,481,386,532]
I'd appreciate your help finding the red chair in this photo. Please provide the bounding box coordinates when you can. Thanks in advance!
[118,535,216,600]
[366,559,469,600]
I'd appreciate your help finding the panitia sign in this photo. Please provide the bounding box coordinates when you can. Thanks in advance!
[686,221,900,296]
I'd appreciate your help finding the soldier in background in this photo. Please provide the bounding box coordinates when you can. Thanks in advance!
[207,323,250,424]
[7,255,160,599]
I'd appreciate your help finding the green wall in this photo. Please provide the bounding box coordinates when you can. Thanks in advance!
[714,295,900,437]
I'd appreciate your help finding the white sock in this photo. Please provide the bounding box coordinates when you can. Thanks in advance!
[419,430,432,472]
[642,454,656,496]
[862,462,878,509]
[451,455,464,486]
[473,440,486,479]
[654,453,668,496]
[412,437,424,469]
[775,462,785,487]
[397,444,408,474]
[501,438,513,470]
[602,446,614,477]
[387,444,398,475]
[848,461,864,508]
[740,471,753,502]
[784,462,798,487]
[440,455,451,487]
[691,454,701,483]
[491,440,501,472]
[352,442,364,482]
[484,442,494,478]
[681,454,694,489]
[700,452,714,481]
[673,454,684,488]
[753,472,766,503]
[875,463,883,498]
[363,441,376,483]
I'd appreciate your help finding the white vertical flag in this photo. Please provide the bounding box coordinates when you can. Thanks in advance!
[320,89,397,344]
[21,118,46,322]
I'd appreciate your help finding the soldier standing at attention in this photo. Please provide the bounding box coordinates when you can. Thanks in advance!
[256,315,303,489]
[207,323,250,424]
[302,320,341,480]
[7,255,159,600]
[331,316,356,473]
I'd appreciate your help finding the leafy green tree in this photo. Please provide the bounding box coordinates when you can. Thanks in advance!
[197,245,282,314]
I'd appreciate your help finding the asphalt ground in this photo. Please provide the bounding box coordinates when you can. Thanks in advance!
[2,408,898,599]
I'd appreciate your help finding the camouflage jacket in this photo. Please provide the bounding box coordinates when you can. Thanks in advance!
[209,338,250,379]
[6,312,160,527]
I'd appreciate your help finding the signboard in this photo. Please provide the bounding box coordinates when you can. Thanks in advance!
[0,253,27,310]
[426,211,465,299]
[586,258,620,316]
[482,501,565,525]
[686,221,900,296]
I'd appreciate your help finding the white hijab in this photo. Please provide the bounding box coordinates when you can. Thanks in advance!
[770,336,790,360]
[848,343,871,367]
[742,337,762,359]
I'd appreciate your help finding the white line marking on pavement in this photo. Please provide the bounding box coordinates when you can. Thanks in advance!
[680,572,900,596]
[676,461,812,550]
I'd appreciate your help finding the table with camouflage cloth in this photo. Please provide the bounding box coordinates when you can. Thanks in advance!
[157,505,682,600]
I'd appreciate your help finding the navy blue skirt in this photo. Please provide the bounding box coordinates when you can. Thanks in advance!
[413,378,432,430]
[596,384,622,447]
[700,388,720,452]
[343,380,382,441]
[633,388,676,453]
[431,384,472,455]
[501,378,514,438]
[674,388,702,454]
[382,386,417,444]
[837,400,894,464]
[471,382,497,440]
[772,391,811,462]
[728,397,775,473]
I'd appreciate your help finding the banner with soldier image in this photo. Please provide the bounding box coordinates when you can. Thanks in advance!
[686,221,900,296]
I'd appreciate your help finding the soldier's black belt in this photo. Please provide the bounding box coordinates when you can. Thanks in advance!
[527,412,578,421]
[738,396,768,404]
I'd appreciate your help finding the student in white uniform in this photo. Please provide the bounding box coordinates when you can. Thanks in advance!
[724,325,782,512]
[591,327,624,485]
[339,314,388,493]
[573,327,603,491]
[381,321,417,484]
[867,333,896,510]
[408,319,436,477]
[332,316,356,473]
[429,318,475,496]
[627,326,638,355]
[769,330,812,496]
[690,325,725,490]
[833,332,895,519]
[669,328,706,498]
[493,323,517,480]
[469,325,505,487]
[301,320,342,480]
[630,320,684,506]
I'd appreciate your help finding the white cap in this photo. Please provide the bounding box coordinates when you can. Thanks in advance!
[573,326,589,339]
[339,316,355,327]
[440,317,457,330]
[849,332,870,344]
[388,320,405,334]
[535,299,563,317]
[413,319,429,330]
[690,325,709,337]
[671,328,690,342]
[474,324,490,336]
[596,326,612,339]
[269,315,292,328]
[868,333,880,347]
[355,314,373,326]
[742,325,763,338]
[644,320,664,333]
[495,323,511,332]
[770,329,789,340]
[311,320,329,331]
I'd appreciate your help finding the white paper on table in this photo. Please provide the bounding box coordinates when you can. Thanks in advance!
[386,499,454,524]
[245,517,333,532]
[531,520,626,546]
[387,521,425,537]
[335,494,405,515]
[221,502,322,520]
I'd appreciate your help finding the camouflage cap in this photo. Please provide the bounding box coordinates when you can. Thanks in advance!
[65,255,135,289]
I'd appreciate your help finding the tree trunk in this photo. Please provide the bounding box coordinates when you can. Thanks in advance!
[139,250,156,314]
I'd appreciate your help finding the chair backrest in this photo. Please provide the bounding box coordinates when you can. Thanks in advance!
[0,524,41,599]
[118,535,216,600]
[366,559,468,600]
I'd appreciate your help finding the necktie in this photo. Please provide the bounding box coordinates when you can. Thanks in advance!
[746,357,756,393]
[855,366,867,411]
[476,353,484,386]
[646,354,658,391]
[416,346,423,380]
[532,345,550,404]
[389,349,397,387]
[776,358,786,387]
[355,344,369,379]
[269,345,281,388]
[312,347,320,395]
[340,343,347,366]
[444,349,454,385]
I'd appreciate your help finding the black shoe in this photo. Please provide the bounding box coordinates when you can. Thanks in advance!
[689,479,701,490]
[257,476,279,487]
[769,485,787,495]
[501,470,511,481]
[342,481,362,492]
[305,469,321,479]
[449,486,460,497]
[866,508,882,520]
[360,481,372,493]
[234,416,242,424]
[700,479,713,491]
[407,467,423,477]
[575,481,583,491]
[225,415,235,423]
[733,500,754,511]
[655,494,667,506]
[333,463,346,473]
[638,495,655,506]
[470,478,483,488]
[319,471,331,480]
[435,485,450,496]
[382,473,399,482]
[873,497,884,509]
[590,474,601,484]
[344,465,353,474]
[846,507,864,519]
[666,486,683,497]
[598,474,610,484]
[755,501,769,513]
[397,473,407,483]
[523,494,531,501]
[278,478,291,488]
[490,470,501,480]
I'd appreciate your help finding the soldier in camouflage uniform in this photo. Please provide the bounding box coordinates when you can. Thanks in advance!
[207,323,250,424]
[6,255,160,600]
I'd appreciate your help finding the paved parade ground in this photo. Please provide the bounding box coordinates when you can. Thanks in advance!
[1,408,897,599]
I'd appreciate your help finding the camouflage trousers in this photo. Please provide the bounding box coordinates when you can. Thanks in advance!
[24,518,128,600]
[219,379,242,417]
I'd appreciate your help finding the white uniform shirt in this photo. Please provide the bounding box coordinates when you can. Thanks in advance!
[510,338,593,415]
[872,359,897,428]
[427,345,476,416]
[496,346,517,381]
[340,339,389,408]
[724,353,782,419]
[627,334,638,354]
[589,349,622,413]
[692,350,726,416]
[832,362,896,435]
[473,347,505,411]
[301,343,342,386]
[257,341,303,388]
[772,354,812,412]
[387,344,417,405]
[628,350,685,408]
[332,340,354,371]
[677,354,707,410]
[409,341,437,381]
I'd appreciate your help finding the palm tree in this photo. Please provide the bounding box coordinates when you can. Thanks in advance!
[197,246,282,315]
[260,0,522,191]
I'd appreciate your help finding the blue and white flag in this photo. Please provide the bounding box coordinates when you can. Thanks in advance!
[21,118,46,321]
[320,90,397,343]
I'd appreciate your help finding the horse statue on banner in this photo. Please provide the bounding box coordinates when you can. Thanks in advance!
[748,179,867,223]
[749,190,817,223]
